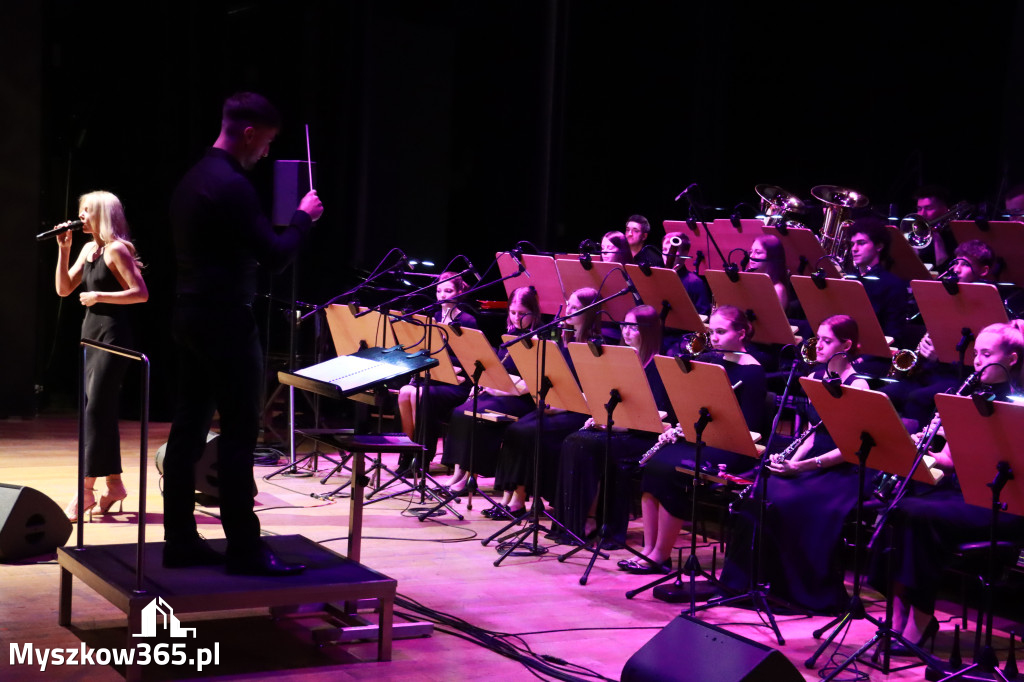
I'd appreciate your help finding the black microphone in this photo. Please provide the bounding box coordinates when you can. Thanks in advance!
[619,275,641,303]
[674,183,699,203]
[36,219,84,241]
[460,255,481,283]
[507,249,529,275]
[579,239,599,254]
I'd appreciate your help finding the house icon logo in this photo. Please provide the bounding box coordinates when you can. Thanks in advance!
[133,597,196,638]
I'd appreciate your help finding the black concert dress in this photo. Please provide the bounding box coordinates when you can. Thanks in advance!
[441,349,534,476]
[718,369,864,614]
[555,361,674,546]
[80,252,136,478]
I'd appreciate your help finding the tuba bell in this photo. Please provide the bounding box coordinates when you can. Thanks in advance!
[679,331,711,355]
[755,184,807,226]
[799,336,819,364]
[811,185,869,261]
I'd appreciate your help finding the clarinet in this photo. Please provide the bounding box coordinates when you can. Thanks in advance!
[767,420,822,467]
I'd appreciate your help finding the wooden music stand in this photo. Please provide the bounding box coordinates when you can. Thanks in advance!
[325,304,394,356]
[664,218,765,276]
[910,280,1008,365]
[555,258,636,323]
[950,219,1024,287]
[763,224,842,279]
[886,225,934,282]
[521,254,566,315]
[503,337,589,415]
[558,343,666,585]
[442,325,524,396]
[791,275,893,357]
[933,392,1024,680]
[705,270,801,346]
[624,263,706,333]
[800,378,943,679]
[389,314,461,386]
[495,251,522,302]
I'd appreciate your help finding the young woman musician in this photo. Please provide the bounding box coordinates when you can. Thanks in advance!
[869,320,1024,653]
[489,288,603,519]
[55,191,149,521]
[555,304,670,548]
[627,305,766,574]
[440,286,541,493]
[746,235,791,312]
[396,272,477,472]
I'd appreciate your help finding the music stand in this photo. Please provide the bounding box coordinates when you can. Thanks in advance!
[763,223,843,279]
[911,281,1008,367]
[557,343,667,585]
[519,254,566,316]
[663,218,765,277]
[792,275,893,357]
[624,263,706,333]
[422,324,524,515]
[950,220,1024,288]
[887,225,935,282]
[798,378,943,679]
[482,335,593,560]
[705,270,801,346]
[929,393,1024,681]
[555,258,636,324]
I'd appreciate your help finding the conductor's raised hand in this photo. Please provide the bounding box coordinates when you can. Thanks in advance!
[299,190,324,222]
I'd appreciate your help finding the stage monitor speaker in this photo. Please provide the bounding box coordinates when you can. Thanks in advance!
[272,160,315,227]
[154,432,258,504]
[622,615,803,682]
[0,484,73,563]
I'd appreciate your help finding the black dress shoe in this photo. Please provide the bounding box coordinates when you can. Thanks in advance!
[621,558,671,575]
[226,544,306,577]
[163,539,225,568]
[887,617,939,656]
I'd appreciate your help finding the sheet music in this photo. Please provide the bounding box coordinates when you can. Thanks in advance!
[295,354,403,391]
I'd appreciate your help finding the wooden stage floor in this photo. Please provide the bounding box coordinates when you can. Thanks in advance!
[0,415,1018,681]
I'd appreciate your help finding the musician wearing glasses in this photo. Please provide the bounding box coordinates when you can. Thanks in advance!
[624,214,662,267]
[868,321,1024,654]
[717,315,868,612]
[848,217,908,342]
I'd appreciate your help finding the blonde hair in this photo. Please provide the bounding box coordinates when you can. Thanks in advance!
[79,191,142,265]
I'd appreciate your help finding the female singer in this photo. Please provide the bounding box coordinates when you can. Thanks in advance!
[625,305,767,574]
[871,320,1024,653]
[396,271,477,472]
[747,235,791,311]
[55,191,148,521]
[489,287,603,519]
[555,304,669,548]
[441,286,541,493]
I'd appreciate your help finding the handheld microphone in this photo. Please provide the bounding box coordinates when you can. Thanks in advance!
[36,220,84,241]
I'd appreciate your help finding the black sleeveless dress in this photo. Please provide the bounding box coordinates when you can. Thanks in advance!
[80,250,135,477]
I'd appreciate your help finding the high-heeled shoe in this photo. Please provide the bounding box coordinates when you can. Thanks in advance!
[888,617,939,656]
[98,479,128,515]
[65,488,97,523]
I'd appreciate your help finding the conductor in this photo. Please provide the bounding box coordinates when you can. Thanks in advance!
[162,92,324,575]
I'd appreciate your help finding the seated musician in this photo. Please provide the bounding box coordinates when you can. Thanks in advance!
[1004,182,1024,219]
[625,214,663,267]
[849,217,909,344]
[912,184,956,269]
[625,305,766,574]
[395,271,477,474]
[600,230,632,265]
[717,315,869,612]
[869,320,1024,654]
[554,304,670,548]
[663,231,711,316]
[746,234,792,313]
[440,286,542,493]
[489,287,604,520]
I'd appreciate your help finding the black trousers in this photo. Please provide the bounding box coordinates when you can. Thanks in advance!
[81,311,132,478]
[163,302,262,552]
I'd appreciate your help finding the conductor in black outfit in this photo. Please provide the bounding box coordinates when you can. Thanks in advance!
[162,92,324,575]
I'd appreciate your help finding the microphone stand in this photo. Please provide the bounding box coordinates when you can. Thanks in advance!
[677,185,728,274]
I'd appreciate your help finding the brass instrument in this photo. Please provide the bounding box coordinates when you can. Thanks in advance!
[899,200,974,249]
[680,331,711,355]
[811,185,869,261]
[755,184,806,226]
[800,336,819,364]
[888,347,919,378]
[664,235,684,268]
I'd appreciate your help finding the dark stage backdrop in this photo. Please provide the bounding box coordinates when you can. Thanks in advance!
[12,0,1024,420]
